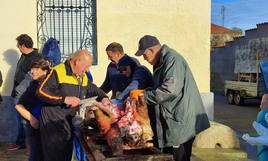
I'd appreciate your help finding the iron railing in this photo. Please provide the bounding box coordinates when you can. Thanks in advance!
[37,0,97,64]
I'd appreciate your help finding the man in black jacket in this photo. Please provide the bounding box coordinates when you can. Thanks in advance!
[7,34,42,151]
[37,50,110,161]
[12,34,42,97]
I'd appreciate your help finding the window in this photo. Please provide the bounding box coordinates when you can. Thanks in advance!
[37,0,97,64]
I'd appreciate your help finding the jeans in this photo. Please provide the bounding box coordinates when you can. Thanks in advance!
[11,97,25,146]
[16,111,26,145]
[24,122,43,161]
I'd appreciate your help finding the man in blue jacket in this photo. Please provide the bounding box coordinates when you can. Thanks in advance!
[135,35,210,161]
[116,55,154,100]
[100,42,140,98]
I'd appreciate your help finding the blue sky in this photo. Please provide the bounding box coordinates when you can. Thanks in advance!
[212,0,268,31]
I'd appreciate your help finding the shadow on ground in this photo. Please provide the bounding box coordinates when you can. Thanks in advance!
[0,144,27,161]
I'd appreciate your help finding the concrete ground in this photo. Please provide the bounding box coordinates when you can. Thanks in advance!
[214,95,259,135]
[0,144,27,161]
[213,95,259,161]
[0,94,260,161]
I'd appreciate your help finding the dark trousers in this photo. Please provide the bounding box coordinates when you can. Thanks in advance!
[16,112,26,145]
[40,119,73,161]
[24,123,43,161]
[162,137,195,161]
[13,96,26,146]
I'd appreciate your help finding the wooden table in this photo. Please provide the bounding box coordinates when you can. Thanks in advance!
[77,129,174,161]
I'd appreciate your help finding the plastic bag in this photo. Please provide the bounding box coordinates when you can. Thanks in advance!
[242,121,268,146]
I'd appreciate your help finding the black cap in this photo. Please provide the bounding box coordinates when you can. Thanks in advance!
[135,35,160,56]
[117,56,135,67]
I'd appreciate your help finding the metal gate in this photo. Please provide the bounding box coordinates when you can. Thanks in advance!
[37,0,97,64]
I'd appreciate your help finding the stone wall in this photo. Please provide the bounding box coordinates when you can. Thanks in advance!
[0,97,18,142]
[211,23,268,94]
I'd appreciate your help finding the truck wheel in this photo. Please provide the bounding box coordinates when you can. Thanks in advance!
[227,91,234,104]
[234,93,244,105]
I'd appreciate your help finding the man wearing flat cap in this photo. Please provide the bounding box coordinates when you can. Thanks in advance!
[135,35,210,161]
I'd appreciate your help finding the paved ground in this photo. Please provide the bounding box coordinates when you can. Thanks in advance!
[0,144,27,161]
[214,95,259,161]
[214,95,259,134]
[0,94,260,161]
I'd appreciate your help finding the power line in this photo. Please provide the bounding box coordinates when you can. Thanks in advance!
[221,5,225,27]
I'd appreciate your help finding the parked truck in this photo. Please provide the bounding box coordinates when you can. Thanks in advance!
[224,52,266,105]
[224,73,265,105]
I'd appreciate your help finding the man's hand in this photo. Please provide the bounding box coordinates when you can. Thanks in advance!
[30,116,39,129]
[64,96,80,108]
[101,97,111,106]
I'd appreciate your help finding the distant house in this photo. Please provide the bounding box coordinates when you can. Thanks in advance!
[211,23,232,34]
[211,23,242,48]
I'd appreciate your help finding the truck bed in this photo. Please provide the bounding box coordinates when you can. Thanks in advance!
[224,81,258,97]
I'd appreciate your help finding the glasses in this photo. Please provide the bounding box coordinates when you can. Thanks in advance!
[118,66,127,73]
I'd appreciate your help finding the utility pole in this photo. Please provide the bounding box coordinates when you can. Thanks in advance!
[221,5,225,27]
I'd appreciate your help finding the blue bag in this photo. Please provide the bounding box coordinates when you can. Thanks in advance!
[42,38,61,66]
